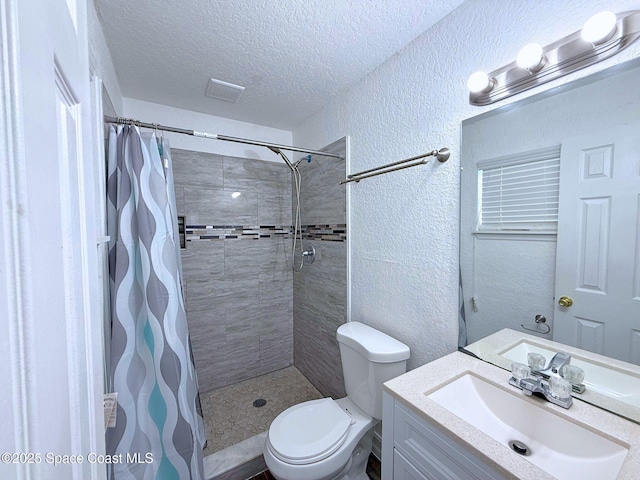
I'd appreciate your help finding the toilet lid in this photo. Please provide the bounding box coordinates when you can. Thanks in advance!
[268,398,353,465]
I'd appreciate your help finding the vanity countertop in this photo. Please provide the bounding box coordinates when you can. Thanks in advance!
[465,328,640,421]
[383,351,640,480]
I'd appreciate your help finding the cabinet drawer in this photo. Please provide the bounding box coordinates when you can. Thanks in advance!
[393,402,507,480]
[393,449,428,480]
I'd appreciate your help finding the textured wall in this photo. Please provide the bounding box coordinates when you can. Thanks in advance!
[293,0,640,371]
[293,138,347,399]
[173,149,293,392]
[123,98,292,161]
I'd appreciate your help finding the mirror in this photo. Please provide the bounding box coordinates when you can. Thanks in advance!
[460,58,640,423]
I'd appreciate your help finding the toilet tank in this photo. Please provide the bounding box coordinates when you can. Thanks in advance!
[336,322,410,419]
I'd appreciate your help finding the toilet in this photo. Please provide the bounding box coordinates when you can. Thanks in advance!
[263,322,410,480]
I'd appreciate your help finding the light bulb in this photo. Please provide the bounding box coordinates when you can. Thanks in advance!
[467,71,494,94]
[581,11,617,44]
[231,191,241,198]
[516,43,545,72]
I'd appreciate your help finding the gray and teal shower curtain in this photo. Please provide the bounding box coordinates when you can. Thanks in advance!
[106,125,205,480]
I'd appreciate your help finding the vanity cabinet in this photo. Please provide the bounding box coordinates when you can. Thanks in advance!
[382,391,508,480]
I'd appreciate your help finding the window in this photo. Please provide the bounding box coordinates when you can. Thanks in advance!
[477,146,561,233]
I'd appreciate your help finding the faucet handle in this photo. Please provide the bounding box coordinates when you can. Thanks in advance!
[549,376,572,399]
[560,364,585,384]
[511,362,531,382]
[527,352,546,371]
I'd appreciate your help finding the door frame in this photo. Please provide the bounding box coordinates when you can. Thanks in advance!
[0,0,106,477]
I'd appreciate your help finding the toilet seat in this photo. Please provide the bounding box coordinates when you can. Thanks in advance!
[267,398,354,465]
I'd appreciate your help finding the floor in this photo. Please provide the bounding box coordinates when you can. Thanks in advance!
[201,366,323,455]
[247,454,382,480]
[200,366,382,479]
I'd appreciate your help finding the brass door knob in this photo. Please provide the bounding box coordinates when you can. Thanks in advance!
[558,296,574,307]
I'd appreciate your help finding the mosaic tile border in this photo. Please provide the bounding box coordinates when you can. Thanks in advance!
[186,224,346,242]
[301,224,346,242]
[186,225,290,241]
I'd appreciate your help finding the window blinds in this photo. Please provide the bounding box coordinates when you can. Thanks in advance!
[477,146,561,232]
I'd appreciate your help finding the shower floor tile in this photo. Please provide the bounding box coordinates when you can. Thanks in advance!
[201,366,323,455]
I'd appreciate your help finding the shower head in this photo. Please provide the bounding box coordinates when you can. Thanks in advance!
[268,146,294,171]
[292,155,312,169]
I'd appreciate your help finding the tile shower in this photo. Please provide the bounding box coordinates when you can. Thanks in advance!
[174,148,295,392]
[172,138,347,455]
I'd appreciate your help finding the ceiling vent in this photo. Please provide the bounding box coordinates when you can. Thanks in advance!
[205,78,245,103]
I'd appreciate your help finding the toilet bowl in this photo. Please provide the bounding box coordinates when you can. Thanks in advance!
[264,397,374,480]
[264,322,410,480]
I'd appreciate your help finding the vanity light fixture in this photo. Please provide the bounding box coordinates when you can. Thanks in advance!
[516,43,545,72]
[468,10,640,106]
[581,11,617,44]
[467,71,495,93]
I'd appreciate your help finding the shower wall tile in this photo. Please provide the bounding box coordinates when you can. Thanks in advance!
[295,270,346,321]
[297,155,346,225]
[223,155,290,191]
[188,310,226,392]
[207,338,262,391]
[189,313,226,350]
[293,302,345,399]
[223,240,265,275]
[303,241,347,283]
[260,330,294,371]
[258,194,292,226]
[184,276,260,314]
[185,307,225,334]
[174,186,185,215]
[259,236,292,274]
[293,137,347,398]
[172,148,294,393]
[259,273,292,308]
[185,187,258,226]
[172,148,223,189]
[181,240,224,280]
[259,180,292,199]
[173,141,347,395]
[225,303,291,341]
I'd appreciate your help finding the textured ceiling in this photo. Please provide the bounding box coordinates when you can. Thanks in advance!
[94,0,464,130]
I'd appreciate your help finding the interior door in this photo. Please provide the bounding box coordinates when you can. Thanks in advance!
[0,0,105,479]
[553,122,640,364]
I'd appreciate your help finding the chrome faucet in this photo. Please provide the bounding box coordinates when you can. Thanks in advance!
[509,374,573,409]
[509,352,578,409]
[535,351,571,376]
[530,352,586,394]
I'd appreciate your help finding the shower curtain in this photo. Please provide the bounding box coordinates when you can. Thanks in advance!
[106,125,205,480]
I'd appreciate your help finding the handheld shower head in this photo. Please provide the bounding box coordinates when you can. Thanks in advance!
[268,146,294,171]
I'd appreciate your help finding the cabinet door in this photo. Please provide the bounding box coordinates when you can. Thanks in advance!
[393,449,428,480]
[393,402,507,480]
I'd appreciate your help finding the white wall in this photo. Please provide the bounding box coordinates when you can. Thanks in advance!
[123,98,292,162]
[293,0,640,370]
[87,0,122,114]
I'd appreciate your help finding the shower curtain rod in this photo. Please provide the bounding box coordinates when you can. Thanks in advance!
[104,115,343,159]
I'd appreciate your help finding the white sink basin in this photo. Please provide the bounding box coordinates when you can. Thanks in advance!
[427,373,628,480]
[500,341,640,408]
